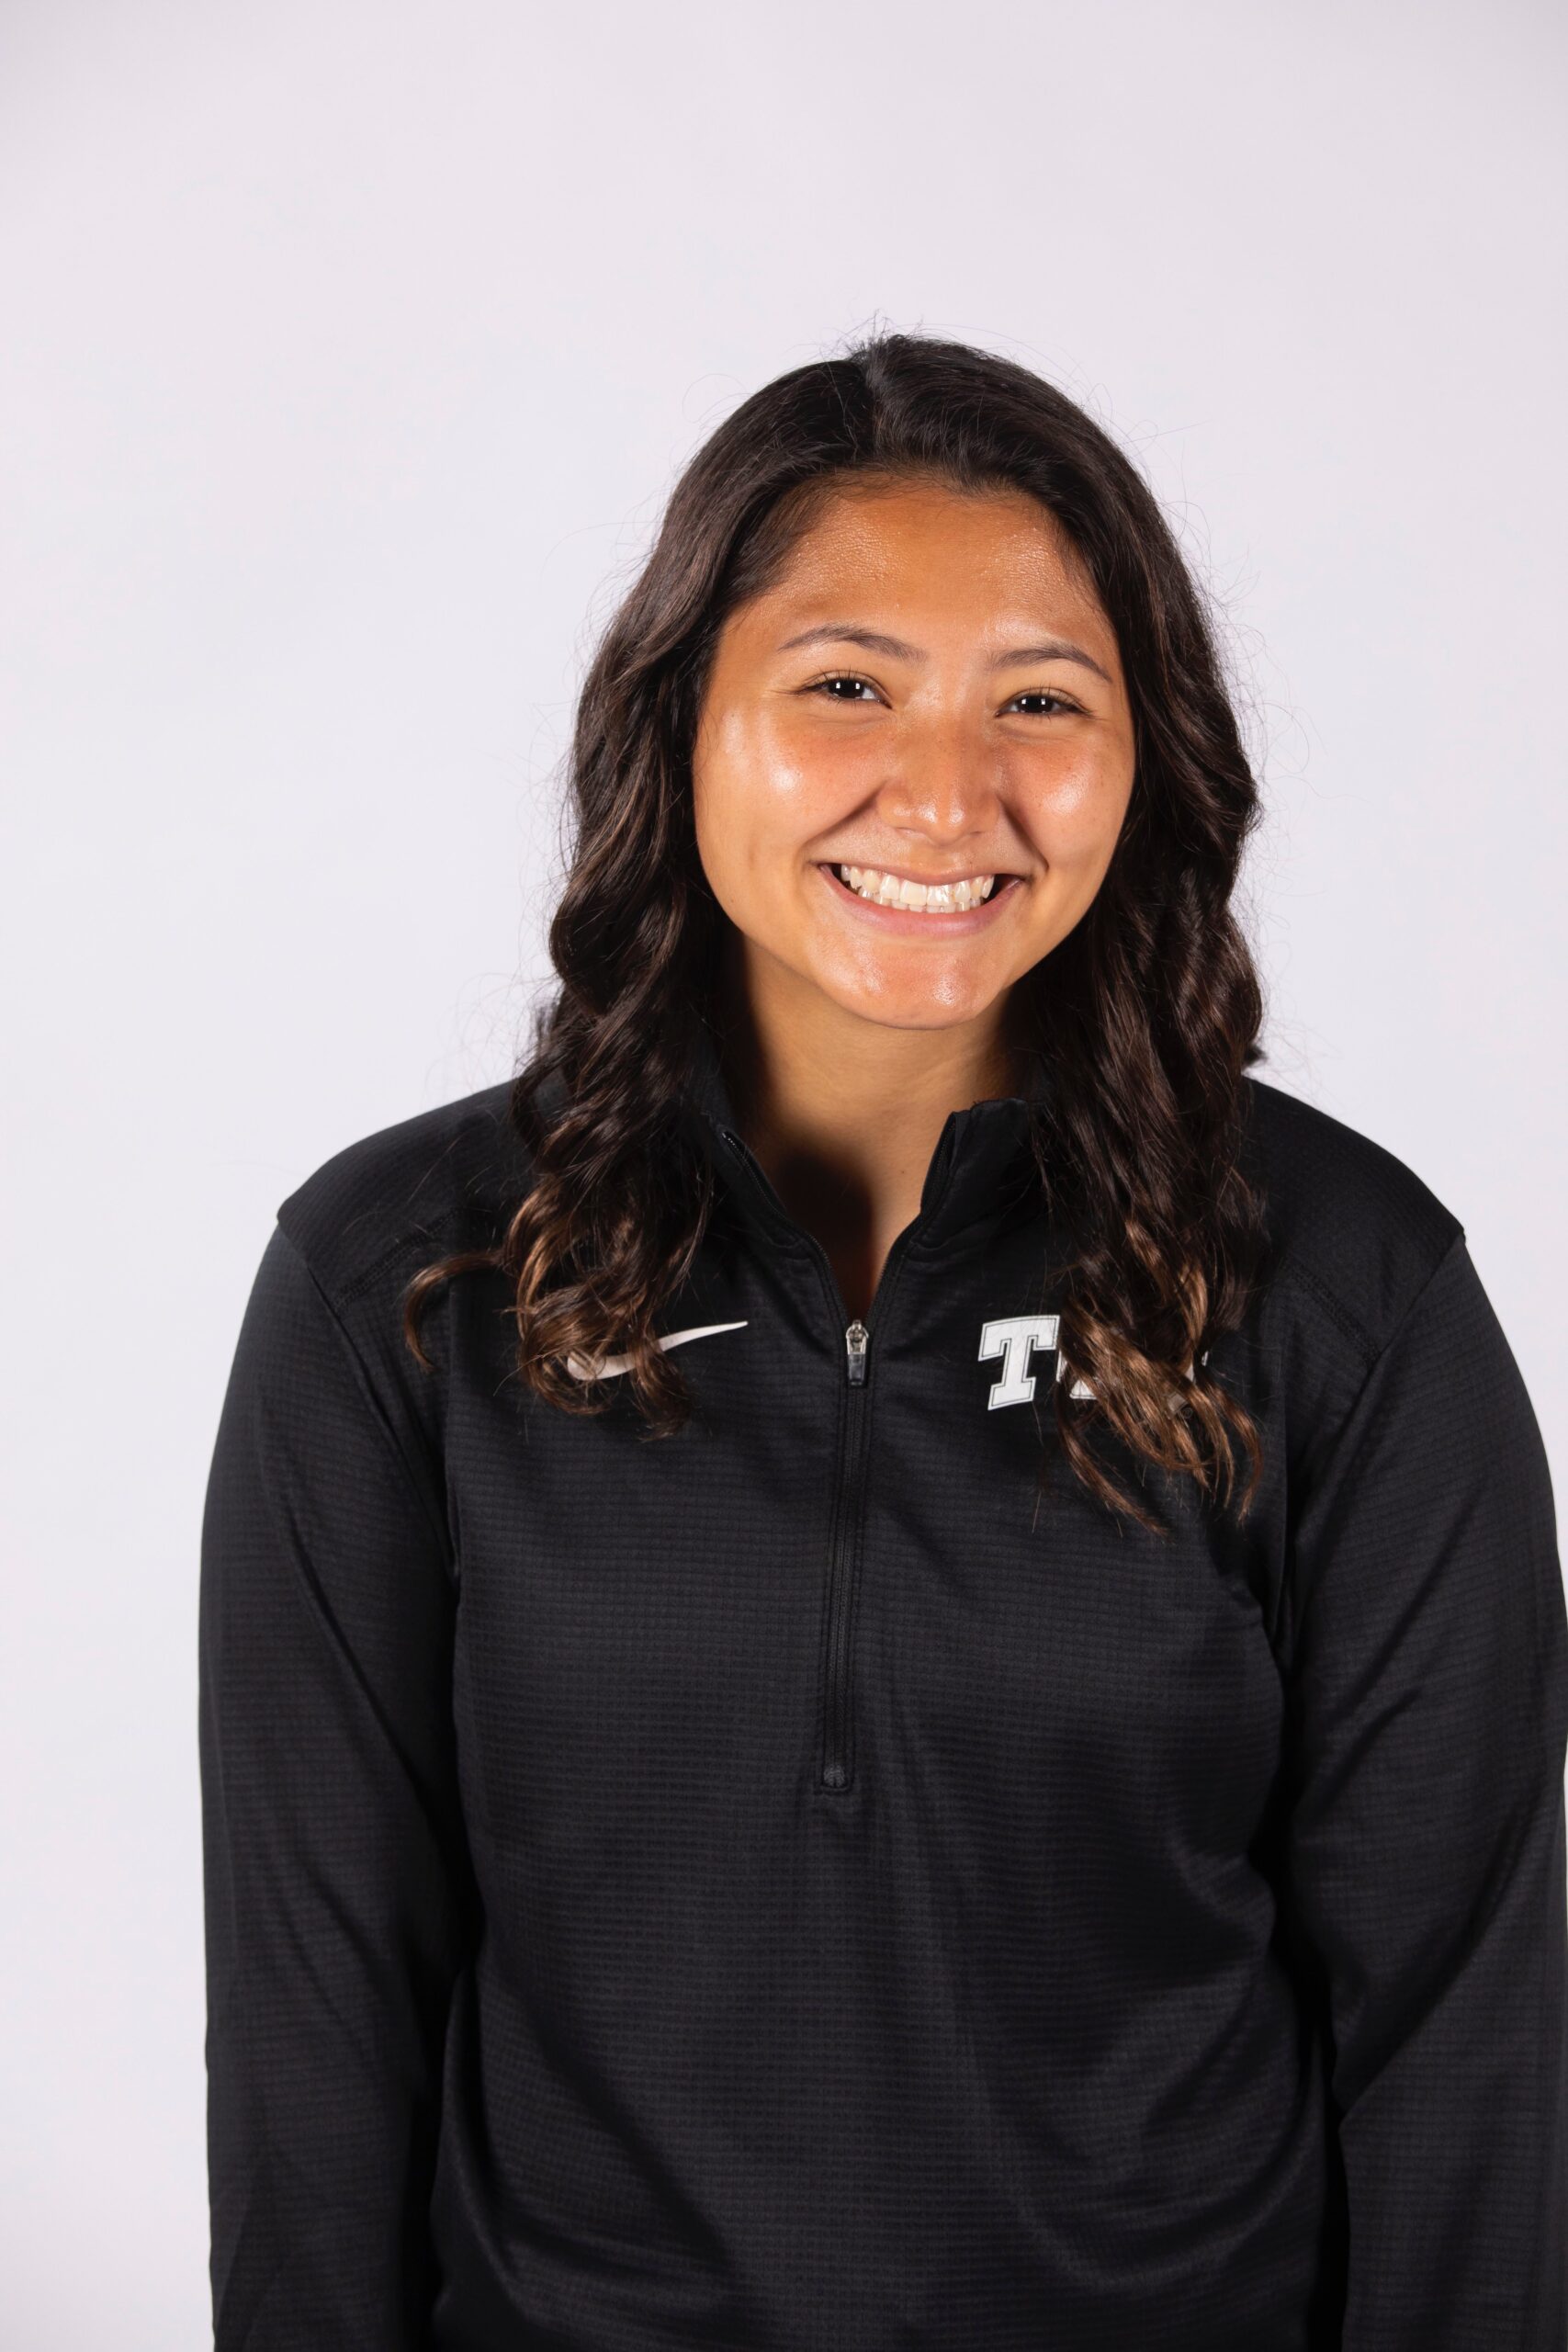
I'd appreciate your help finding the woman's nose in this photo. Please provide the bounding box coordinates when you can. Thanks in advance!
[874,718,1000,842]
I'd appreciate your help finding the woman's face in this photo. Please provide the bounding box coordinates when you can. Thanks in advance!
[691,475,1137,1039]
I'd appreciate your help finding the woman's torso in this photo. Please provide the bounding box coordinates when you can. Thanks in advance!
[274,1053,1462,2349]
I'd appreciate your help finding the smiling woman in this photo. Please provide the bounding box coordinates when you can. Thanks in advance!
[688,474,1144,1337]
[199,333,1568,2352]
[693,481,1136,1021]
[405,346,1274,1529]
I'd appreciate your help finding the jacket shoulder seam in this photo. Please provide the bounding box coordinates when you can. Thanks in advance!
[1295,1225,1472,1470]
[1269,1256,1380,1374]
[333,1227,443,1308]
[275,1223,456,1581]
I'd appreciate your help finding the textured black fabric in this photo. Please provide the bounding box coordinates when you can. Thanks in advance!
[198,1046,1568,2349]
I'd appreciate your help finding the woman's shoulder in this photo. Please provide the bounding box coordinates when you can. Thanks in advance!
[1240,1071,1467,1376]
[272,1074,529,1306]
[265,1065,1475,1396]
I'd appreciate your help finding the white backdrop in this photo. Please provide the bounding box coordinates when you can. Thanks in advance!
[3,2,1564,2343]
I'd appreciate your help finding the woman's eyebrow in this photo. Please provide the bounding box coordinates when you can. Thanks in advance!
[996,639,1112,683]
[776,622,1111,683]
[776,624,916,660]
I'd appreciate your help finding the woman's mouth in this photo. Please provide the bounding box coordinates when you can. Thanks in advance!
[816,859,1024,929]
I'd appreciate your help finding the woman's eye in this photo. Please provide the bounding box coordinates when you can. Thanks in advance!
[802,676,1079,714]
[1007,689,1079,717]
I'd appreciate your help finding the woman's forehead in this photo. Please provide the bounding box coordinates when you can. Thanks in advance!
[728,478,1115,661]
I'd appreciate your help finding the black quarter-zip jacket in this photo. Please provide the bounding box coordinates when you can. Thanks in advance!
[198,1033,1568,2350]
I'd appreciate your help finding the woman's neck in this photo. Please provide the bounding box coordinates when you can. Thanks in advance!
[716,945,1024,1322]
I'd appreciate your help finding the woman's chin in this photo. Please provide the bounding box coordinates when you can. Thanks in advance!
[807,964,1010,1037]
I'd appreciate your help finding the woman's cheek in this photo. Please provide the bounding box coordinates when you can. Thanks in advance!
[1014,750,1130,864]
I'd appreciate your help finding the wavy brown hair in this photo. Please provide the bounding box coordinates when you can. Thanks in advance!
[403,331,1269,1535]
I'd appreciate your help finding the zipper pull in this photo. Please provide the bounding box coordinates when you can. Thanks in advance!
[845,1320,869,1386]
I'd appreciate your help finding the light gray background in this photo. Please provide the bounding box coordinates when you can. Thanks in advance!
[3,2,1563,2343]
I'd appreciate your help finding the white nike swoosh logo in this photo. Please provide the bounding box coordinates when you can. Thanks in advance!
[566,1321,749,1384]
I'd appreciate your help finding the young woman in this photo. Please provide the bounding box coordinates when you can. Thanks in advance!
[198,333,1568,2350]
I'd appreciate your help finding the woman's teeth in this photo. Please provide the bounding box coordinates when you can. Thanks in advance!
[835,864,998,911]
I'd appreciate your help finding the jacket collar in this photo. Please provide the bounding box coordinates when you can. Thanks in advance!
[679,1013,1049,1256]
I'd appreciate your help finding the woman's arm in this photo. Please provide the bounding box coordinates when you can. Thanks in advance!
[1282,1231,1568,2348]
[197,1221,474,2348]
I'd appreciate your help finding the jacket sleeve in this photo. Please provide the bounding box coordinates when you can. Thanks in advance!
[197,1220,473,2348]
[1281,1230,1568,2348]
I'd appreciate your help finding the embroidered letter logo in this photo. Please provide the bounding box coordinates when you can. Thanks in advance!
[977,1315,1095,1406]
[977,1315,1060,1409]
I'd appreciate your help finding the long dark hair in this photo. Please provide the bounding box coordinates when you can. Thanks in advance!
[403,331,1269,1534]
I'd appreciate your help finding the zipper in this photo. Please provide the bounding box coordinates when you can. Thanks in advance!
[716,1119,960,1794]
[819,1320,871,1788]
[812,1223,920,1791]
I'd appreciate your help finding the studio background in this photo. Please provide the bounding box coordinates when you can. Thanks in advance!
[3,3,1563,2343]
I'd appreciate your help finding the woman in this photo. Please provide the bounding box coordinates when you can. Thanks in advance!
[198,333,1568,2349]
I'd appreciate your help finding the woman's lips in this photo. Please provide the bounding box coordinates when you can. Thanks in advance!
[814,860,1025,935]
